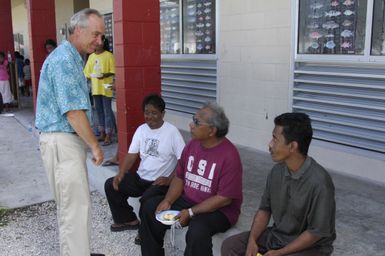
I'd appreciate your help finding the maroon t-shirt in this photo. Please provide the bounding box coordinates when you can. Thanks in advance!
[176,138,243,225]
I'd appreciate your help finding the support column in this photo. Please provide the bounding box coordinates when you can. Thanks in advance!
[113,0,161,165]
[0,0,14,56]
[27,0,56,109]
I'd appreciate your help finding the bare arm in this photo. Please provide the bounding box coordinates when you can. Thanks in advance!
[155,176,184,213]
[112,153,138,190]
[246,209,271,256]
[66,110,103,165]
[153,169,176,186]
[171,195,232,226]
[264,231,320,256]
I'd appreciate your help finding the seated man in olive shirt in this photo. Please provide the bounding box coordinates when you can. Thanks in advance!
[221,112,336,256]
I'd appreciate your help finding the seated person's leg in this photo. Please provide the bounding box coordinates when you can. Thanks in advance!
[139,195,170,256]
[221,231,250,256]
[185,210,231,256]
[104,172,150,230]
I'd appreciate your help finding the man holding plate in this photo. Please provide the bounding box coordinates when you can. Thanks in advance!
[139,102,243,256]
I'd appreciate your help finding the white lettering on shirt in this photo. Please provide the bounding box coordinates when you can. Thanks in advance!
[187,156,194,172]
[197,160,207,176]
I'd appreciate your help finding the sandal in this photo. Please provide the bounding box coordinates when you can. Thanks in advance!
[110,222,140,232]
[102,135,112,146]
[102,160,119,166]
[134,233,141,245]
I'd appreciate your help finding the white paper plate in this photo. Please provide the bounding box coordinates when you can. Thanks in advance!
[155,210,180,225]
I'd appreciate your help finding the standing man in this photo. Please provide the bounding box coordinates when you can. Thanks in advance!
[139,102,243,256]
[221,113,336,256]
[35,9,105,256]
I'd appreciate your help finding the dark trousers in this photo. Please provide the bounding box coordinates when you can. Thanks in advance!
[104,172,168,224]
[139,195,231,256]
[221,230,332,256]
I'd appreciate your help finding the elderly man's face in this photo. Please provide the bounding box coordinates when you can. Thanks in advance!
[190,107,214,140]
[77,14,105,54]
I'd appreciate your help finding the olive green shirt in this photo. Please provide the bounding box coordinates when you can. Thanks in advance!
[259,157,336,251]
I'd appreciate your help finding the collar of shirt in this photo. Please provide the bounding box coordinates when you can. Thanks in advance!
[62,40,84,67]
[284,156,311,180]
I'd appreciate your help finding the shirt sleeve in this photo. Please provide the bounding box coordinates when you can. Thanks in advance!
[83,56,92,78]
[176,143,189,179]
[216,146,243,200]
[306,180,335,237]
[108,52,116,74]
[128,126,142,154]
[172,129,186,160]
[259,171,272,212]
[50,58,89,116]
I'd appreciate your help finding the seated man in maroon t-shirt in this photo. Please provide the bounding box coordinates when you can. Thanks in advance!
[139,102,243,256]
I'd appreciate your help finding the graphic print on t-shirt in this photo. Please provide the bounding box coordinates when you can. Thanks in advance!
[186,155,216,193]
[144,138,160,157]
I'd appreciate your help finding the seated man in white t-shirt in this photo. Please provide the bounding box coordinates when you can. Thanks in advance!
[104,94,185,236]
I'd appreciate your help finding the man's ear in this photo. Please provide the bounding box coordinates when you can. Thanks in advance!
[289,141,299,153]
[209,126,217,137]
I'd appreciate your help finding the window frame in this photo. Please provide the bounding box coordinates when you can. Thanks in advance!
[160,0,218,57]
[294,0,385,64]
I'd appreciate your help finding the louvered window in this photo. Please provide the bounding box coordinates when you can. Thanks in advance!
[161,58,217,114]
[293,62,385,154]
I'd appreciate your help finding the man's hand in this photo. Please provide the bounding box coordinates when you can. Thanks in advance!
[177,209,190,227]
[91,144,104,165]
[153,176,170,186]
[245,239,259,256]
[156,199,171,213]
[112,173,124,191]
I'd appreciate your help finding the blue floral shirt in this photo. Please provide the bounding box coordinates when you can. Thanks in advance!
[35,40,92,132]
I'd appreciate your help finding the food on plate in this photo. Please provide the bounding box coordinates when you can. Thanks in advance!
[163,213,175,221]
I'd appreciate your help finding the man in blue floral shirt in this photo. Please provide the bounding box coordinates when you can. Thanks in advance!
[36,8,105,256]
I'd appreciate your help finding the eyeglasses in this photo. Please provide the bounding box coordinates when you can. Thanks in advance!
[192,115,210,127]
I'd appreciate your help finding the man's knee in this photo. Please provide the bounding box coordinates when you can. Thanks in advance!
[104,177,114,195]
[186,221,211,243]
[221,231,249,256]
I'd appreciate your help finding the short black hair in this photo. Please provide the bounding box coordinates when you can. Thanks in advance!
[44,39,57,48]
[142,93,165,112]
[274,112,313,156]
[25,59,30,65]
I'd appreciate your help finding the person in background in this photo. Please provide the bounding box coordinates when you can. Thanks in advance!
[84,35,115,146]
[23,59,31,97]
[44,38,57,55]
[221,113,336,256]
[35,9,105,256]
[104,94,185,245]
[139,102,243,256]
[0,51,14,112]
[14,51,25,96]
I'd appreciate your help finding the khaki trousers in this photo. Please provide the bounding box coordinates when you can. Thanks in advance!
[40,132,91,256]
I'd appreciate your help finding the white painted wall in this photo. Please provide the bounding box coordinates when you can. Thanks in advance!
[11,3,29,58]
[55,0,74,43]
[89,0,112,14]
[167,0,293,153]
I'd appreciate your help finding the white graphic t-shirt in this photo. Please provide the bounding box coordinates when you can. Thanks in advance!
[128,121,186,181]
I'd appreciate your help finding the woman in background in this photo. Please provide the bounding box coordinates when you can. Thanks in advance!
[0,51,14,112]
